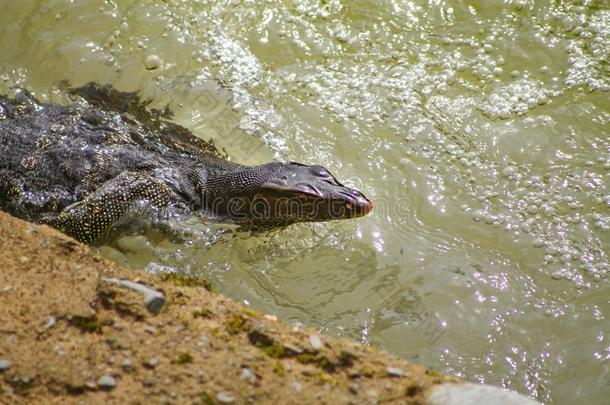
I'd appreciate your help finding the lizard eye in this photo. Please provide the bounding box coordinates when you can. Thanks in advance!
[310,165,332,178]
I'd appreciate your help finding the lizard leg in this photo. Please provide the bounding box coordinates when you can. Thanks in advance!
[49,172,172,243]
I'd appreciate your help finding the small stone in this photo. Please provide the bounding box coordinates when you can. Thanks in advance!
[122,358,133,370]
[387,367,406,377]
[144,293,165,314]
[143,379,155,387]
[146,357,160,368]
[240,367,255,382]
[102,278,165,314]
[283,343,304,355]
[97,375,116,389]
[0,359,12,371]
[144,54,161,70]
[43,316,57,330]
[309,334,322,351]
[429,383,541,405]
[217,391,236,403]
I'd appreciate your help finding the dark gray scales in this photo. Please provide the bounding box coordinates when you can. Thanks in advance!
[0,83,372,243]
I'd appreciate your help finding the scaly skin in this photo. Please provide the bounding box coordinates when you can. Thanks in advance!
[0,83,372,243]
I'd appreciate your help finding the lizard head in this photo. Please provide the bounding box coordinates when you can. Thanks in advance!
[205,162,373,226]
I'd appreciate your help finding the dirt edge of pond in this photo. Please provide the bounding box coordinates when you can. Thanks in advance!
[0,211,457,404]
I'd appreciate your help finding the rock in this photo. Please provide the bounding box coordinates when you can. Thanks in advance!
[0,359,12,371]
[240,367,255,382]
[428,383,541,405]
[217,391,236,403]
[309,334,322,351]
[146,357,160,368]
[283,343,304,355]
[386,367,406,377]
[97,375,117,389]
[122,358,133,370]
[43,316,56,330]
[102,277,165,314]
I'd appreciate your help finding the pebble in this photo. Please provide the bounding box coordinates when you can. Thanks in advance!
[146,357,160,368]
[0,359,11,371]
[97,375,117,389]
[217,391,236,403]
[240,367,255,382]
[122,358,133,370]
[386,366,407,377]
[44,316,57,330]
[309,334,322,351]
[283,343,304,354]
[102,278,165,314]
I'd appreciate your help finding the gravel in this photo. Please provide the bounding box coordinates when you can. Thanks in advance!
[97,375,117,389]
[146,357,160,368]
[309,334,322,351]
[240,367,255,382]
[387,367,407,377]
[0,359,12,371]
[103,277,166,314]
[217,391,236,403]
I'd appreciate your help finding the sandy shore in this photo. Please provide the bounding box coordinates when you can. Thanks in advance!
[0,211,453,404]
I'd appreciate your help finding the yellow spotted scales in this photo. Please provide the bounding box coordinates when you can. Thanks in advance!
[51,172,172,243]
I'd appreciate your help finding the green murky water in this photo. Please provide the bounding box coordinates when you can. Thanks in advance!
[1,1,609,403]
